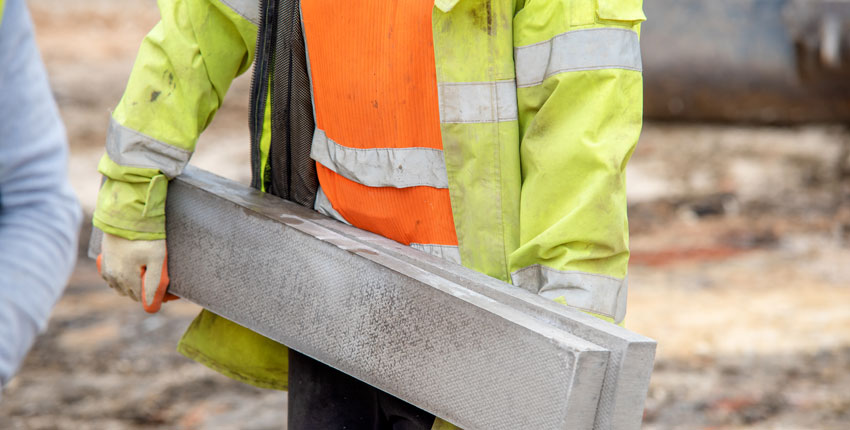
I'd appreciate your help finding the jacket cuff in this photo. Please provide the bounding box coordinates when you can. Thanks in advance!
[92,217,166,241]
[511,264,628,324]
[93,154,168,240]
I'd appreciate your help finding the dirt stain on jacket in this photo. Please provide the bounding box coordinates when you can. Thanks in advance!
[468,1,494,35]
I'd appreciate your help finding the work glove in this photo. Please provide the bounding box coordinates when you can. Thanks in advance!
[97,233,177,313]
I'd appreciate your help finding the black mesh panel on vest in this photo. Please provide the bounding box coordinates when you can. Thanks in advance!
[268,0,318,207]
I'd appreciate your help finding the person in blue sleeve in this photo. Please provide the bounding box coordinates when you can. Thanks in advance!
[0,0,82,393]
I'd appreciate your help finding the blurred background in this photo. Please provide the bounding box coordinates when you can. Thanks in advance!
[2,0,849,428]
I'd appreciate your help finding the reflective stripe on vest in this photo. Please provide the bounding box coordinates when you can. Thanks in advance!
[310,129,449,189]
[514,27,642,88]
[313,186,350,225]
[316,185,462,264]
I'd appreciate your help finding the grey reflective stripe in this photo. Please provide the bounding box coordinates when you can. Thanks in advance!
[219,0,259,25]
[315,188,461,263]
[310,128,449,189]
[105,117,192,179]
[438,80,518,124]
[313,187,351,225]
[410,243,462,265]
[515,27,642,88]
[310,78,517,187]
[511,265,628,323]
[300,6,319,122]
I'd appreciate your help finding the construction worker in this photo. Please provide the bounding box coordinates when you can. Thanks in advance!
[0,0,82,393]
[95,0,644,428]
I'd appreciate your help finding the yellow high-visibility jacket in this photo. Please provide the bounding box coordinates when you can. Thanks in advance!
[93,0,644,422]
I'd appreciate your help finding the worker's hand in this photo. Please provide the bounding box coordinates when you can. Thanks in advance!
[97,233,176,313]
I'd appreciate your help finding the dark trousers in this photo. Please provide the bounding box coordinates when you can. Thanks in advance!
[288,349,436,430]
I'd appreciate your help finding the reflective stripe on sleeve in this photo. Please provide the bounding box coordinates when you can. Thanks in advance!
[510,264,628,323]
[310,128,449,189]
[514,27,642,88]
[437,80,518,124]
[105,117,192,179]
[410,243,462,264]
[219,0,259,25]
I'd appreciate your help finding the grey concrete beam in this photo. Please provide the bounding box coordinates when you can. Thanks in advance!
[314,218,656,430]
[89,166,655,429]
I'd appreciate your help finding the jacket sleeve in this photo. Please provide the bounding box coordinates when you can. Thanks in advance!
[508,0,645,324]
[93,0,258,240]
[0,0,82,387]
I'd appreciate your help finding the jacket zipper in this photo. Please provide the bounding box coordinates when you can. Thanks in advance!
[249,0,277,190]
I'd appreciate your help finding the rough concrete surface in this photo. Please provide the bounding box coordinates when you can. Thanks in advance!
[2,1,850,429]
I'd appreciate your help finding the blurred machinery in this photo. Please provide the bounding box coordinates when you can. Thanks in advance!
[642,0,850,123]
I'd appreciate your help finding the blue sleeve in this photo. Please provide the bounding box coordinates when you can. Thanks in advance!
[0,0,82,387]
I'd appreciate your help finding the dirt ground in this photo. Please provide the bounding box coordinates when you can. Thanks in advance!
[2,1,849,429]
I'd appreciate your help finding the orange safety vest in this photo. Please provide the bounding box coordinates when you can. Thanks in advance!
[301,0,458,252]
